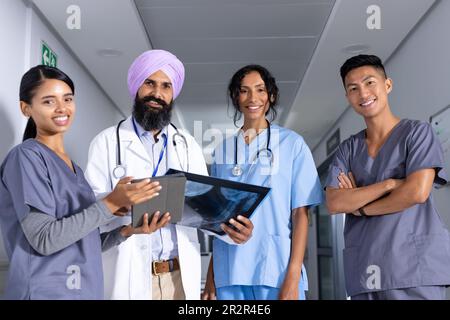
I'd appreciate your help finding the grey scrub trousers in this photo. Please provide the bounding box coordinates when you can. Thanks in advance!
[325,119,450,300]
[351,286,447,300]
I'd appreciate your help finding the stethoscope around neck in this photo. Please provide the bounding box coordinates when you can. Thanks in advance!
[232,120,273,177]
[112,118,189,179]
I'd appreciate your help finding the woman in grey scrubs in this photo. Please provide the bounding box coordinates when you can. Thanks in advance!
[0,66,169,299]
[325,55,450,300]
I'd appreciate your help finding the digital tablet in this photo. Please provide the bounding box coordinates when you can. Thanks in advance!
[131,174,186,228]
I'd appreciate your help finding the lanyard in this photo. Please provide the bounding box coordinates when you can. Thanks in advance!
[132,118,168,177]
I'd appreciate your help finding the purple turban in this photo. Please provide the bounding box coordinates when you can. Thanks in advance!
[127,49,185,100]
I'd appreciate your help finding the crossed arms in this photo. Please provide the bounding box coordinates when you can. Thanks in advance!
[326,168,435,216]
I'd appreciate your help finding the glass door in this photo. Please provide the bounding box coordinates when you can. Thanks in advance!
[315,155,347,299]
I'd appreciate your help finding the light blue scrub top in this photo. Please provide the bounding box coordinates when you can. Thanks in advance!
[325,119,450,296]
[0,139,103,299]
[211,124,323,289]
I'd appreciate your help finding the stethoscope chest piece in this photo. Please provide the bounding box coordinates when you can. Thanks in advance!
[113,165,126,179]
[232,165,243,177]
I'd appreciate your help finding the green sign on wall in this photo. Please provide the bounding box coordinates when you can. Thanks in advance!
[42,42,57,67]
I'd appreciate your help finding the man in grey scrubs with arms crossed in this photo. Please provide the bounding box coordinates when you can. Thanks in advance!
[325,54,450,299]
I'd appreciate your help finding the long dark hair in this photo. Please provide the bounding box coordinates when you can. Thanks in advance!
[228,64,279,126]
[20,65,75,141]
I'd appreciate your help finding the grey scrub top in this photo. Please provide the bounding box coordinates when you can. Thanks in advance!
[325,119,450,296]
[0,139,103,299]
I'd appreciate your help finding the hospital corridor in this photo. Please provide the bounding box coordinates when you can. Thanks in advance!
[0,0,450,301]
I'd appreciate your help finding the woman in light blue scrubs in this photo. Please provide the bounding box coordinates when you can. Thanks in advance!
[202,65,323,300]
[0,66,167,299]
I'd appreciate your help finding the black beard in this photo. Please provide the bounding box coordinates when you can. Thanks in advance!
[132,95,173,131]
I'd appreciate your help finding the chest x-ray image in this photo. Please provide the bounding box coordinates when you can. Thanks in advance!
[167,169,270,235]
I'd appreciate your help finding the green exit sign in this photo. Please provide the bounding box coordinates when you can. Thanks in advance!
[42,42,57,67]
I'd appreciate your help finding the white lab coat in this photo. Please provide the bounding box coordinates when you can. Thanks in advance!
[84,116,208,300]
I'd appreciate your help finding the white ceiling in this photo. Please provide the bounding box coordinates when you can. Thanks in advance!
[136,0,334,138]
[283,0,436,149]
[32,0,435,154]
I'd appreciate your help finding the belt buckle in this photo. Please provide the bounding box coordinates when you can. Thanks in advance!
[152,260,161,276]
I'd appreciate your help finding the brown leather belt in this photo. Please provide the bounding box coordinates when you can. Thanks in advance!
[152,258,180,276]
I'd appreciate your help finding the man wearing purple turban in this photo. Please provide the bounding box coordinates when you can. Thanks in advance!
[85,49,253,300]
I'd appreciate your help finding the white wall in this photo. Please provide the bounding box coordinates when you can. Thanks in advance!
[312,0,450,297]
[0,0,29,159]
[0,0,122,295]
[29,4,124,167]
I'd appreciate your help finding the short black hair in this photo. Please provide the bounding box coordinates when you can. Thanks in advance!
[340,54,387,85]
[228,64,279,126]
